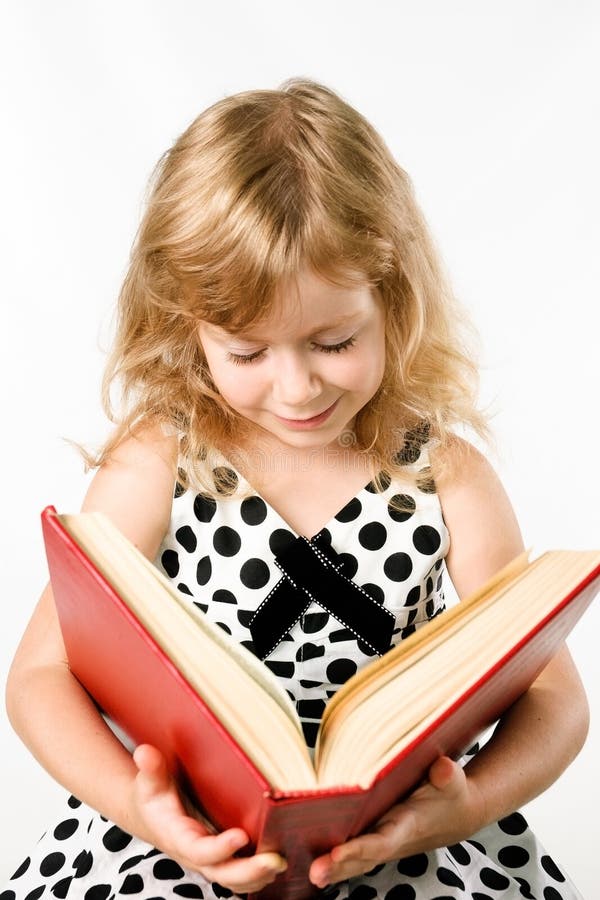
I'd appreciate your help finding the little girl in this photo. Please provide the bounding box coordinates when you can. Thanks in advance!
[3,79,588,900]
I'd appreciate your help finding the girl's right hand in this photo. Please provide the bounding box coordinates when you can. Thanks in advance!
[132,744,288,894]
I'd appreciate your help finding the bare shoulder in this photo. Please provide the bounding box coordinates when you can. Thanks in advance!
[82,422,179,559]
[431,436,525,598]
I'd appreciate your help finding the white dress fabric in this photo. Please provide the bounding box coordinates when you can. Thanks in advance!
[2,445,583,900]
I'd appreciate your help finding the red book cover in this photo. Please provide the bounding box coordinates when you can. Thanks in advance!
[41,506,600,900]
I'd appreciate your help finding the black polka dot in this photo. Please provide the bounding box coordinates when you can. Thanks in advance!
[24,890,45,900]
[384,552,413,582]
[174,886,205,897]
[365,471,391,493]
[417,467,436,493]
[467,839,486,854]
[360,582,385,605]
[153,858,185,880]
[264,660,295,678]
[10,857,30,878]
[0,891,16,900]
[212,466,238,495]
[212,883,234,898]
[479,867,510,890]
[497,812,528,835]
[326,657,358,684]
[51,876,72,899]
[177,582,193,595]
[359,522,387,550]
[161,549,180,578]
[73,850,93,878]
[40,852,65,876]
[239,558,270,588]
[301,720,320,747]
[236,609,254,627]
[196,556,212,585]
[102,825,133,852]
[53,818,79,840]
[543,889,565,900]
[383,885,416,899]
[387,494,416,522]
[297,642,326,661]
[515,878,535,898]
[269,528,297,557]
[396,853,429,877]
[497,845,530,868]
[213,526,241,556]
[194,601,208,614]
[212,589,237,604]
[193,493,217,522]
[330,628,355,643]
[118,854,146,872]
[84,887,111,900]
[335,497,363,522]
[436,866,465,889]
[348,885,377,899]
[240,496,268,525]
[119,873,144,893]
[67,796,82,808]
[541,855,566,882]
[472,894,494,900]
[301,612,330,633]
[447,843,471,865]
[404,585,420,606]
[317,527,332,545]
[412,525,441,555]
[175,525,197,553]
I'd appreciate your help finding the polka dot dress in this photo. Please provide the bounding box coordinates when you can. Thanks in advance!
[2,447,583,899]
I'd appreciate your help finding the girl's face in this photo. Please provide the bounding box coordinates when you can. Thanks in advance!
[198,267,386,455]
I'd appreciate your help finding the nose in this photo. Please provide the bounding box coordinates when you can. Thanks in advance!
[271,350,322,409]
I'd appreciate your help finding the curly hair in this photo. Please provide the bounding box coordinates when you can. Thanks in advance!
[90,78,487,496]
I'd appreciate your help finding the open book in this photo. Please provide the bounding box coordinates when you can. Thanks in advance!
[41,506,600,900]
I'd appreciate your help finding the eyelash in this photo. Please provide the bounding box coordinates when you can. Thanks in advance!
[226,335,357,366]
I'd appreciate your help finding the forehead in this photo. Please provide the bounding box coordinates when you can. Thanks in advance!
[234,268,378,339]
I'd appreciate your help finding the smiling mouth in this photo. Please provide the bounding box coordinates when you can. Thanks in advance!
[277,399,339,425]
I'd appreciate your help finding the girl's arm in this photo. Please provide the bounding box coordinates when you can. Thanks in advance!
[309,439,589,887]
[6,426,286,894]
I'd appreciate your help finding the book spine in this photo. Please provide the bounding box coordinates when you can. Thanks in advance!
[249,789,365,900]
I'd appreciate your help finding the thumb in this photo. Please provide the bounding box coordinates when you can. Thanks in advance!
[133,744,173,799]
[428,756,463,792]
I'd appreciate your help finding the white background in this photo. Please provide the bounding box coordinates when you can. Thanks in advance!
[1,1,599,895]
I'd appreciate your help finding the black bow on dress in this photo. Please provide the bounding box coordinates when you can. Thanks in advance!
[249,532,395,660]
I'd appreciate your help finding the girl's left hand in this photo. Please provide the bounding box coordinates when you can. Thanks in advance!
[309,756,486,888]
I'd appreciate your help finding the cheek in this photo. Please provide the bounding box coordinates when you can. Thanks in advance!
[216,368,265,408]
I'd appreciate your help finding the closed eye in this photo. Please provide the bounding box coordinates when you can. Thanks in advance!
[226,335,357,366]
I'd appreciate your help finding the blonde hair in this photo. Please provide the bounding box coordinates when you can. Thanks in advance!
[92,78,487,495]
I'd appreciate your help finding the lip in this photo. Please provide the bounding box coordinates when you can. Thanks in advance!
[276,399,339,429]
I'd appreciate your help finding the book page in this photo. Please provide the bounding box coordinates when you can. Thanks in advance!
[61,512,317,791]
[316,549,600,785]
[317,550,532,754]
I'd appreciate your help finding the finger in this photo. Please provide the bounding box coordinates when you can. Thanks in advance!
[133,744,172,798]
[203,851,287,892]
[183,827,250,867]
[428,755,463,792]
[310,834,386,887]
